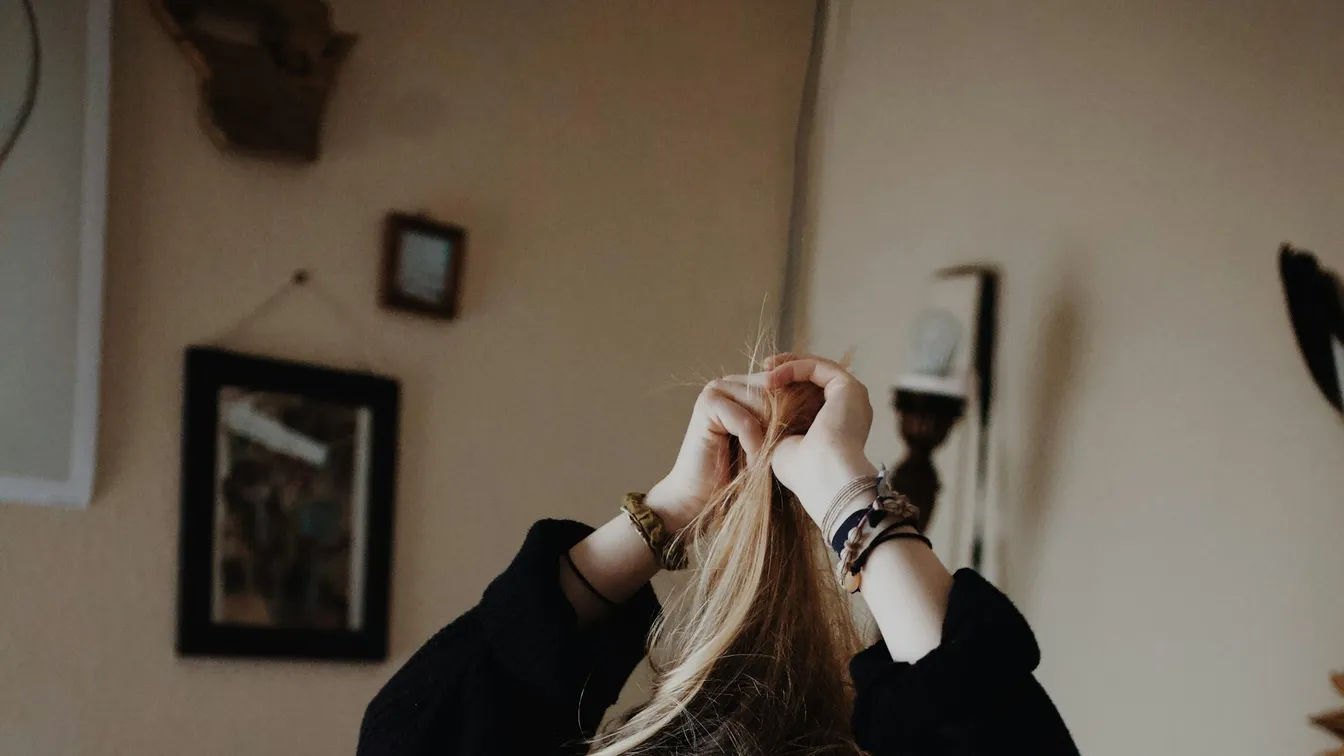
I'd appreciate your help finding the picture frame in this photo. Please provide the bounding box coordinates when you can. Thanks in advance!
[177,347,400,661]
[380,212,466,320]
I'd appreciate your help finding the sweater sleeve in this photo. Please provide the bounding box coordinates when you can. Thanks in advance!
[849,568,1079,755]
[357,519,661,756]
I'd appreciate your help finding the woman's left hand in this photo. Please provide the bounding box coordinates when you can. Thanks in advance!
[645,375,769,533]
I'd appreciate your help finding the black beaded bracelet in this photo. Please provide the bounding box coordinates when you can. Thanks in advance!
[562,550,618,608]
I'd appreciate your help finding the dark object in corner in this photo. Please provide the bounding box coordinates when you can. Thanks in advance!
[889,266,997,557]
[151,0,356,161]
[381,213,466,321]
[890,389,966,531]
[1279,243,1344,414]
[177,347,399,660]
[1310,673,1344,747]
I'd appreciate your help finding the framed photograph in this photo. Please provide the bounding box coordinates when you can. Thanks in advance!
[177,347,400,661]
[380,212,466,320]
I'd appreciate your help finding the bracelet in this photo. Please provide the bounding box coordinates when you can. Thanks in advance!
[562,550,618,608]
[829,508,871,555]
[834,512,920,593]
[874,464,923,527]
[820,473,879,541]
[850,529,932,577]
[833,482,922,593]
[621,492,688,571]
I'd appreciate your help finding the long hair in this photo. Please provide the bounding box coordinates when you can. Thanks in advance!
[590,378,865,755]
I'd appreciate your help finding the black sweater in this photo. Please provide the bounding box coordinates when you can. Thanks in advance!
[357,519,1079,755]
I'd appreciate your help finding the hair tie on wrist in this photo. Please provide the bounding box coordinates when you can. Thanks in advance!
[831,472,925,592]
[563,550,618,608]
[622,492,689,571]
[850,529,932,575]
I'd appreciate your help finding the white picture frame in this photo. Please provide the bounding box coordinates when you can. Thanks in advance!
[0,0,110,507]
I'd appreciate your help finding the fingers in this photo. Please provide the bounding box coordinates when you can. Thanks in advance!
[691,354,860,466]
[701,387,766,462]
[706,375,769,419]
[765,356,853,394]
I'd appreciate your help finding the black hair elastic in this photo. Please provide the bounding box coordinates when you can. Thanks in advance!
[562,550,618,608]
[850,529,933,577]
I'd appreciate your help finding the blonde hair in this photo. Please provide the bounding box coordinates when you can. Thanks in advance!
[590,379,865,756]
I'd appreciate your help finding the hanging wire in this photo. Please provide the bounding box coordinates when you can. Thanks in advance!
[206,270,384,372]
[0,0,41,171]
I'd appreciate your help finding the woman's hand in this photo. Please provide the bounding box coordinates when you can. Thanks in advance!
[645,375,769,533]
[763,355,878,528]
[566,374,766,619]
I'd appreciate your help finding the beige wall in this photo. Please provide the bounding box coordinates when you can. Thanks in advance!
[799,1,1344,754]
[0,1,814,753]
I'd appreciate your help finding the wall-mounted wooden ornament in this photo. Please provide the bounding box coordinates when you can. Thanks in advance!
[151,0,356,161]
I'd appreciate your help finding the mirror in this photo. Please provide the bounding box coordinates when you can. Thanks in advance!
[0,0,38,168]
[0,0,109,506]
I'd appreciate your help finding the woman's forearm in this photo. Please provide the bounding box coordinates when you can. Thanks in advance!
[859,529,954,662]
[561,467,953,663]
[561,487,689,626]
[561,371,771,626]
[824,462,954,663]
[562,516,659,625]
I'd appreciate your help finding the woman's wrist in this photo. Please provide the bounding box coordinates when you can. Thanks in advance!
[810,456,878,533]
[565,514,663,625]
[644,479,698,534]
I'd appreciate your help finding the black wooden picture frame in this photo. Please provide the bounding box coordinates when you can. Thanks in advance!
[177,347,399,661]
[380,212,466,320]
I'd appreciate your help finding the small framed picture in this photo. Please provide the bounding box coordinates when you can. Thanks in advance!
[381,212,466,320]
[177,347,400,661]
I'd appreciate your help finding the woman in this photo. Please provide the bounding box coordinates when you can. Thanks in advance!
[357,356,1078,755]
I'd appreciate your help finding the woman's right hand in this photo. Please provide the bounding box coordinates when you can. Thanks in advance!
[644,374,769,534]
[763,355,878,530]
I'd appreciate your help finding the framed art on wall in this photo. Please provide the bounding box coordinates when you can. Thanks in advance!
[177,347,400,660]
[380,212,466,320]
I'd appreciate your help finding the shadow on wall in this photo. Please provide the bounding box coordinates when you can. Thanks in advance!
[1009,253,1087,597]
